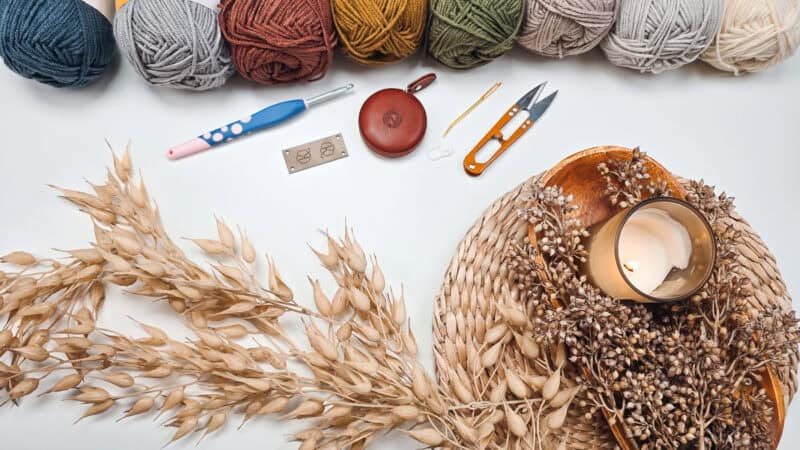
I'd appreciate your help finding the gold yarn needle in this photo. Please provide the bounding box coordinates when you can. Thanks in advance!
[443,82,502,138]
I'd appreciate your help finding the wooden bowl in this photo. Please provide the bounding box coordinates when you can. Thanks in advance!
[527,146,785,450]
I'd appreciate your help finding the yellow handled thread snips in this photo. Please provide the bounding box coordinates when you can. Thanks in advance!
[463,82,557,176]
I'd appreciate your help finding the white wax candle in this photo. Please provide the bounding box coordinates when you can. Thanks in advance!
[617,209,692,294]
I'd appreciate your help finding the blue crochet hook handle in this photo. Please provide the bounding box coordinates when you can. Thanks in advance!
[168,83,354,160]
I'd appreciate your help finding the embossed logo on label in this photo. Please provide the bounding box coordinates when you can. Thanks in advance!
[383,110,402,128]
[296,148,311,165]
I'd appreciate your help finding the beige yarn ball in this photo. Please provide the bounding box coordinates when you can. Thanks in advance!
[702,0,800,74]
[518,0,618,58]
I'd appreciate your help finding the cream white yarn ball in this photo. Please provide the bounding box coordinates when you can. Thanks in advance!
[702,0,800,74]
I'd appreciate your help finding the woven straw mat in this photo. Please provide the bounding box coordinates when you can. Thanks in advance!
[433,174,799,449]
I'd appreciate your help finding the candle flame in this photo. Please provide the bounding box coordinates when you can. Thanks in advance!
[623,261,640,273]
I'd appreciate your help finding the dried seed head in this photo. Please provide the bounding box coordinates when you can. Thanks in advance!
[267,259,293,301]
[408,428,444,446]
[402,328,418,356]
[285,399,324,419]
[159,388,184,415]
[506,407,527,438]
[240,231,256,264]
[411,364,431,400]
[336,323,352,342]
[12,345,49,362]
[214,324,248,339]
[73,386,111,403]
[45,373,83,394]
[306,322,339,361]
[76,398,115,423]
[485,324,509,345]
[0,330,12,349]
[1,251,37,266]
[546,403,569,429]
[104,372,135,388]
[349,288,371,312]
[505,368,531,399]
[454,417,478,443]
[370,259,385,292]
[190,239,227,255]
[331,287,349,316]
[549,386,578,409]
[120,397,155,420]
[9,377,40,400]
[515,333,539,360]
[391,295,407,326]
[542,367,561,401]
[310,278,332,316]
[391,405,419,421]
[259,397,290,415]
[204,412,227,436]
[481,341,503,368]
[170,416,198,443]
[216,218,235,251]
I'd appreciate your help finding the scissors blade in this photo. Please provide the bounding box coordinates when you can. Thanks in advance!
[528,91,558,122]
[515,82,546,110]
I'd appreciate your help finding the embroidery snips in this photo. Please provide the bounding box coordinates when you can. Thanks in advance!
[463,82,557,176]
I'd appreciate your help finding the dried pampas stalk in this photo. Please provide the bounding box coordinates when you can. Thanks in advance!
[0,149,469,449]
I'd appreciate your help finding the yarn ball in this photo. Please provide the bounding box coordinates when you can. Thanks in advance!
[517,0,618,58]
[601,0,724,74]
[428,0,525,70]
[701,0,800,74]
[0,0,115,88]
[331,0,426,66]
[219,0,337,84]
[114,0,234,91]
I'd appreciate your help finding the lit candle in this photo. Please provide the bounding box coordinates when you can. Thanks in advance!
[617,209,692,295]
[583,198,715,303]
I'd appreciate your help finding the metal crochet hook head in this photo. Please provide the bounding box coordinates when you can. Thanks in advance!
[305,83,355,108]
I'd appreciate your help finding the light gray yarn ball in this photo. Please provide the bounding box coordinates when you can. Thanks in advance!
[114,0,234,90]
[601,0,724,73]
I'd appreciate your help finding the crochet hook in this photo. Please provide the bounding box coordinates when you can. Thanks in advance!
[167,83,355,160]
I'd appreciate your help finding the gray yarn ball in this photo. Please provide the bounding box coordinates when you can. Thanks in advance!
[518,0,618,58]
[601,0,724,74]
[114,0,234,90]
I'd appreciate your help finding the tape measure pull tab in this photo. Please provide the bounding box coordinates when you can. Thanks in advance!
[406,73,437,94]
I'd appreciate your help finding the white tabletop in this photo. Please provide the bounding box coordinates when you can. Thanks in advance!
[1,47,799,449]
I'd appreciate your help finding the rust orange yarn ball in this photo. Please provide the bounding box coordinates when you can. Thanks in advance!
[219,0,337,84]
[331,0,426,66]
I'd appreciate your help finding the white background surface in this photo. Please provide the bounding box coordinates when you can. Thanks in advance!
[1,45,799,449]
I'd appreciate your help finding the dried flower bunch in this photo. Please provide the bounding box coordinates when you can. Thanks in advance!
[510,149,800,449]
[0,149,468,449]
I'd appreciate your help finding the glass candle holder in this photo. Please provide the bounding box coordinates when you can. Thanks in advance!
[583,197,716,303]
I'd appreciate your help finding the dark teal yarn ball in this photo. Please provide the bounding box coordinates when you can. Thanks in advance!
[0,0,115,88]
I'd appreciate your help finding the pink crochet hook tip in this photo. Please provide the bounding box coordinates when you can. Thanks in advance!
[167,139,210,161]
[166,84,354,160]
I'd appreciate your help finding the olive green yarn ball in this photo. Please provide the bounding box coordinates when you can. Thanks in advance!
[427,0,525,70]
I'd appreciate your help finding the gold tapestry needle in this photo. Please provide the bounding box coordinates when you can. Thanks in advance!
[443,82,502,138]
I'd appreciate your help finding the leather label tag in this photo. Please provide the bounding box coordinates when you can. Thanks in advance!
[282,134,348,174]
